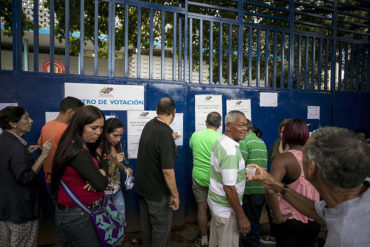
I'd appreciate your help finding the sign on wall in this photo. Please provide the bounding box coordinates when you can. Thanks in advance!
[226,99,252,121]
[195,95,223,133]
[64,83,144,111]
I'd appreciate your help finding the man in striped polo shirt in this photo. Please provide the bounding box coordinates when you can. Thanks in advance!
[208,111,251,247]
[239,119,268,247]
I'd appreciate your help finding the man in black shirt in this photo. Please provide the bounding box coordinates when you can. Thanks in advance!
[135,97,179,247]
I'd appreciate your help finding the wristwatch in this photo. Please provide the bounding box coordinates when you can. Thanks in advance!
[281,184,289,196]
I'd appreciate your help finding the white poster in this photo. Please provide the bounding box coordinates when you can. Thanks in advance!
[127,111,157,159]
[307,106,320,120]
[226,99,252,121]
[45,112,59,123]
[195,95,222,133]
[64,83,144,111]
[0,103,18,134]
[170,113,184,146]
[260,92,278,107]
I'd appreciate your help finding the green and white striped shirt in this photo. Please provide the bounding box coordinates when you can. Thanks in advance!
[207,135,246,218]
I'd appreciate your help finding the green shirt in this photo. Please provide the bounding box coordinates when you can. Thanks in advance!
[208,135,246,218]
[189,128,222,186]
[239,132,268,194]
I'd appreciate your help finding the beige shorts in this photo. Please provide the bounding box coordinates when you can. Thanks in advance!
[209,211,239,247]
[192,178,209,203]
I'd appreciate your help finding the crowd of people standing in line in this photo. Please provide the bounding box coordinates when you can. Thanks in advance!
[0,95,369,247]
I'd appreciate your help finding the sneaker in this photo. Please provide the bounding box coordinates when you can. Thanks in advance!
[260,235,276,244]
[194,238,209,247]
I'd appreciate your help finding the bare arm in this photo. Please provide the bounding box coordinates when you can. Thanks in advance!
[32,140,53,173]
[163,168,180,210]
[224,185,251,234]
[247,164,325,226]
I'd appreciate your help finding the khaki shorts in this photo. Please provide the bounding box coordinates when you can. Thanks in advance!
[192,178,209,203]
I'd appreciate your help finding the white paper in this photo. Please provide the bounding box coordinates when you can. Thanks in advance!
[65,83,144,111]
[170,113,183,146]
[195,95,223,133]
[307,106,320,120]
[226,99,252,121]
[127,111,157,159]
[0,103,18,134]
[260,92,278,107]
[45,112,59,123]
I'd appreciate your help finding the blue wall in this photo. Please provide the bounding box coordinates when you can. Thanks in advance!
[1,72,370,231]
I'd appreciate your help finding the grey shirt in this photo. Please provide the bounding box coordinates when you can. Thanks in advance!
[315,187,370,247]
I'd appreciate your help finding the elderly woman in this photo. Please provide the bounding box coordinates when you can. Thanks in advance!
[266,119,320,247]
[0,106,52,247]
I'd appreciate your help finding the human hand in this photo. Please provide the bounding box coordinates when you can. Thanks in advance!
[28,145,40,154]
[83,182,96,192]
[172,132,180,140]
[237,214,251,235]
[246,164,272,184]
[41,140,53,157]
[115,152,124,163]
[169,195,179,211]
[272,212,292,224]
[125,167,133,178]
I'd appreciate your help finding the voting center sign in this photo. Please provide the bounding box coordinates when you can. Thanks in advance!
[64,83,144,111]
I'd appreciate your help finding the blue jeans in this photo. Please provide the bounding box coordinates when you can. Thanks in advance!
[55,206,101,247]
[240,194,266,247]
[105,188,126,224]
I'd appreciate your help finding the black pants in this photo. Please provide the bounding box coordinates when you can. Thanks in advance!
[273,219,320,247]
[138,194,173,247]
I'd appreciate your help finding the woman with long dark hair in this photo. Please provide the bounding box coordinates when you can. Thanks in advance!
[97,118,133,224]
[266,119,320,247]
[52,105,108,247]
[0,106,52,247]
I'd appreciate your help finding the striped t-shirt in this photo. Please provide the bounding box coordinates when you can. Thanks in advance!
[207,135,246,218]
[239,132,268,194]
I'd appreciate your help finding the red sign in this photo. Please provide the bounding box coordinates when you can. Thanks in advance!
[42,59,66,73]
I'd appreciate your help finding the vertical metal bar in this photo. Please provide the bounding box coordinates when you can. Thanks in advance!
[161,11,165,80]
[50,0,55,73]
[304,36,308,90]
[356,45,360,92]
[256,28,260,87]
[338,42,342,91]
[318,38,322,91]
[368,46,370,93]
[172,13,177,81]
[209,21,213,84]
[280,33,285,88]
[108,0,115,78]
[124,5,129,77]
[189,18,193,83]
[297,35,302,89]
[79,0,84,75]
[200,19,203,83]
[311,37,315,90]
[184,0,188,81]
[137,7,142,78]
[149,9,154,78]
[361,45,366,92]
[65,0,70,74]
[178,16,182,80]
[0,17,1,69]
[219,23,223,84]
[237,0,243,86]
[12,0,22,72]
[350,43,354,91]
[273,31,277,89]
[93,0,98,76]
[330,0,337,92]
[23,39,28,71]
[324,39,329,91]
[265,31,269,87]
[228,24,232,85]
[33,0,39,72]
[288,0,294,89]
[248,27,252,86]
[344,42,348,91]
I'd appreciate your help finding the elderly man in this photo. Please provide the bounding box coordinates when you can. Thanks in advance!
[248,127,370,246]
[208,110,251,247]
[190,112,222,247]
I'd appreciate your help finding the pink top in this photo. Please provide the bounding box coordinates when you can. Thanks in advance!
[278,149,320,223]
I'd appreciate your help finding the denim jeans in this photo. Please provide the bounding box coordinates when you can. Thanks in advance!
[55,206,101,247]
[105,188,126,224]
[240,194,266,247]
